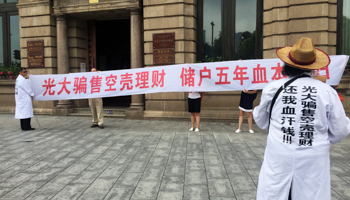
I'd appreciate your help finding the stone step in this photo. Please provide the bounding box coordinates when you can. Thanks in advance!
[68,107,126,118]
[68,112,125,118]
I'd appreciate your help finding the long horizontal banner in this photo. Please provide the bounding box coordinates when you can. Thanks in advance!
[30,55,349,101]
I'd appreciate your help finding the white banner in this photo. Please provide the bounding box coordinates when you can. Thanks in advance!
[29,55,349,101]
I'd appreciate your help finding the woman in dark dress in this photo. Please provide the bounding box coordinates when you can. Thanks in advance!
[188,92,201,131]
[236,89,257,133]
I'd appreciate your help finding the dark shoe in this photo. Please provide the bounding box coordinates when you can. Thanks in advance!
[99,125,104,129]
[91,124,99,128]
[23,128,35,131]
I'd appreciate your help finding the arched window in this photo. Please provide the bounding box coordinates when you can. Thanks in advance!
[197,0,263,62]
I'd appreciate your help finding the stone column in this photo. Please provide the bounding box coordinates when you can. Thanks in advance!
[130,10,144,109]
[126,9,144,119]
[55,14,73,109]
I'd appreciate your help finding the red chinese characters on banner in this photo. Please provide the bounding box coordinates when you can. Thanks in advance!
[199,67,211,86]
[233,65,249,85]
[105,74,117,92]
[252,64,269,84]
[73,76,87,94]
[57,77,71,95]
[180,67,195,87]
[215,67,230,85]
[315,66,330,79]
[42,78,56,96]
[120,73,133,91]
[135,72,149,89]
[90,76,102,94]
[152,70,166,88]
[271,62,287,80]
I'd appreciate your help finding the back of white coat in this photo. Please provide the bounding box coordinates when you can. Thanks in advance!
[253,77,350,200]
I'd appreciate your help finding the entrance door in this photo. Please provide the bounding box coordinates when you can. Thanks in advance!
[95,19,131,107]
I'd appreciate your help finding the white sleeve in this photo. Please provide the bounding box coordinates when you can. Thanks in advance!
[20,79,34,97]
[327,90,350,144]
[253,87,274,130]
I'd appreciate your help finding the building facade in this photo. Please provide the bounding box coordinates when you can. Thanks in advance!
[0,0,349,120]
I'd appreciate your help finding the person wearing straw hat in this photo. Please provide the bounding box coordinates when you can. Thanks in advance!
[253,37,350,200]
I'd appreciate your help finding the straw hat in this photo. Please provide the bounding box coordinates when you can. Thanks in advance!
[276,37,330,70]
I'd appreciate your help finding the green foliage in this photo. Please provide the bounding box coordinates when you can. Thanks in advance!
[202,31,223,61]
[0,64,20,80]
[235,31,256,60]
[197,55,223,63]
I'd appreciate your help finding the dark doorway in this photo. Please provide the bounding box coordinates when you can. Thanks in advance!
[95,19,131,107]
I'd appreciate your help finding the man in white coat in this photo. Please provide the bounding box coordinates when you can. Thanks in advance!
[15,67,35,131]
[253,37,350,200]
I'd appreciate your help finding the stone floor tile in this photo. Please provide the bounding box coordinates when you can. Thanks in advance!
[78,178,116,198]
[25,191,57,200]
[0,173,36,187]
[0,114,349,200]
[29,167,63,182]
[130,180,160,200]
[0,181,45,199]
[104,187,134,200]
[141,168,165,181]
[228,174,257,191]
[206,165,228,179]
[204,155,224,166]
[208,178,235,198]
[184,185,209,200]
[36,174,77,193]
[157,190,183,200]
[186,159,205,171]
[185,170,207,185]
[233,190,256,200]
[114,172,142,188]
[51,184,88,200]
[210,197,236,200]
[0,188,13,198]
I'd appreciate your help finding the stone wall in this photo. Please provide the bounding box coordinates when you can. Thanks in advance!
[18,0,57,112]
[143,0,196,118]
[67,17,89,108]
[263,0,337,58]
[263,0,350,116]
[142,0,260,120]
[17,0,90,111]
[0,81,16,107]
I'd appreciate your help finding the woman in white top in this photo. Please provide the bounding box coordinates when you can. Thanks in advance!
[188,92,201,131]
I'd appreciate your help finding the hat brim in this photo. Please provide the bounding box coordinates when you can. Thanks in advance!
[276,46,330,70]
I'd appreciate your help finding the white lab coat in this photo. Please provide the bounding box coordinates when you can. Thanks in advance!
[15,75,34,119]
[253,76,350,200]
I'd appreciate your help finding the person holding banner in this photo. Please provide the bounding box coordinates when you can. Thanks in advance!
[235,89,257,133]
[89,68,104,129]
[188,92,201,132]
[15,67,35,131]
[253,37,350,200]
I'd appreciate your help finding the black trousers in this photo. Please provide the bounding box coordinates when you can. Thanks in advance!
[20,118,31,130]
[288,184,292,200]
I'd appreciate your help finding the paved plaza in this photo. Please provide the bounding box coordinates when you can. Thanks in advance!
[0,114,350,200]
